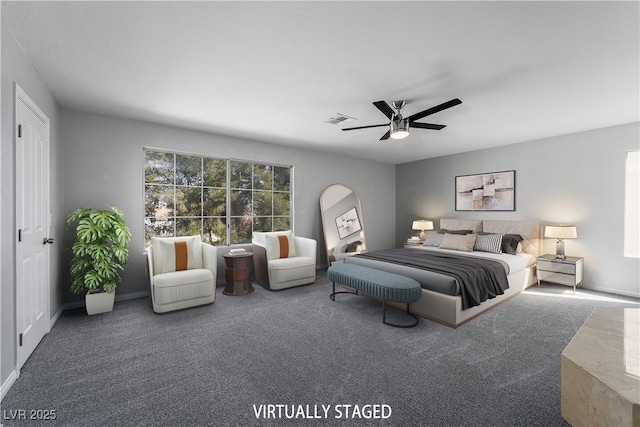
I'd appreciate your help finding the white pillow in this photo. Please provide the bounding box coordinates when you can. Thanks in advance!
[151,235,203,274]
[332,244,347,255]
[264,231,296,260]
[440,233,477,252]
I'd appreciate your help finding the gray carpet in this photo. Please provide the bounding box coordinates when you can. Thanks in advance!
[2,270,638,427]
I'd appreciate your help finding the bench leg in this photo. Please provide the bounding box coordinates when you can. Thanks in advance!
[382,301,419,328]
[329,281,358,301]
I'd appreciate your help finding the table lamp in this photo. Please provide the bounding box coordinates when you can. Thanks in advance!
[412,220,434,241]
[544,225,577,260]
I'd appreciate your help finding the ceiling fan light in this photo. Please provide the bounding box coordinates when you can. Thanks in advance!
[390,130,409,139]
[390,118,409,139]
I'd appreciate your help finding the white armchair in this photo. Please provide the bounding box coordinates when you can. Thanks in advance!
[252,231,316,290]
[147,235,217,313]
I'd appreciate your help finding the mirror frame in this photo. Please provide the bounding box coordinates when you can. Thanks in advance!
[319,183,368,266]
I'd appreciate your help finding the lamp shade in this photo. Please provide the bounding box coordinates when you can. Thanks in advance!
[412,220,434,231]
[544,225,577,239]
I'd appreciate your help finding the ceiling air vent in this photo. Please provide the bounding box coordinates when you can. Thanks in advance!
[324,114,356,126]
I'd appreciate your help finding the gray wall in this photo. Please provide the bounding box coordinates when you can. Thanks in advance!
[60,109,396,303]
[1,26,64,391]
[1,24,395,389]
[396,122,640,298]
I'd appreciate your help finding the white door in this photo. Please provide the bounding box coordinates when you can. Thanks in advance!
[15,85,50,369]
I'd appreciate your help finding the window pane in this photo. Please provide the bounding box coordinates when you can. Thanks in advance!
[253,163,273,191]
[253,191,273,216]
[145,217,175,245]
[230,160,252,189]
[203,217,226,245]
[254,217,273,232]
[143,150,290,246]
[203,188,226,217]
[203,157,226,188]
[230,189,252,217]
[144,151,174,184]
[273,192,290,216]
[145,185,174,218]
[231,217,252,244]
[176,218,202,236]
[625,150,639,258]
[175,187,202,217]
[176,154,202,186]
[273,217,290,231]
[273,166,290,192]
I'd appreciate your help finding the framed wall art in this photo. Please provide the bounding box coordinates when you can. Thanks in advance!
[335,207,362,239]
[455,170,515,211]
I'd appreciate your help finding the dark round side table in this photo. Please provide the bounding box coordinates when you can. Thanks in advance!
[222,252,254,296]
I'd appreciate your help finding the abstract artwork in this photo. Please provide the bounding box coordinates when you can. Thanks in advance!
[455,170,515,211]
[335,207,362,239]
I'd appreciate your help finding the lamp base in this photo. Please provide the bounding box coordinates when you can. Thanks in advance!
[555,239,566,260]
[419,231,426,241]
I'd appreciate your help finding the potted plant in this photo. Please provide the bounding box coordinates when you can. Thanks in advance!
[66,205,131,315]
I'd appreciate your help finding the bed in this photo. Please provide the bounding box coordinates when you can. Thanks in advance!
[344,219,540,327]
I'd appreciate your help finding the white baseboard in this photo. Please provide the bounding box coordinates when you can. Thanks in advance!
[49,306,64,331]
[585,285,640,300]
[62,290,150,311]
[62,300,85,311]
[2,307,66,401]
[0,370,17,402]
[115,290,149,302]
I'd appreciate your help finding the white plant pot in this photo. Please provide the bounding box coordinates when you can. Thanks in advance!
[85,290,115,315]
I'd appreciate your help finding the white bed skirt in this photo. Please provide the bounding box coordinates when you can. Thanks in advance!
[389,266,537,327]
[349,266,537,328]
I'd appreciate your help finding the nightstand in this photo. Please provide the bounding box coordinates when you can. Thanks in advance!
[537,254,584,293]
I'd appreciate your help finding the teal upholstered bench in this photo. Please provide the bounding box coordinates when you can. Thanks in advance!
[327,263,421,328]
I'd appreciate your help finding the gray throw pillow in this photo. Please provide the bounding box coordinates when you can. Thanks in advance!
[501,234,523,255]
[424,232,444,247]
[437,229,473,235]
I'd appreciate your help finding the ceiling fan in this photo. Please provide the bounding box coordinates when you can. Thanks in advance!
[342,98,462,140]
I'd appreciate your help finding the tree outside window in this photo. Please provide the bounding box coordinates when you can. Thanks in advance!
[144,149,292,246]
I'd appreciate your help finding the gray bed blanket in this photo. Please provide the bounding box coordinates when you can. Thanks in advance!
[350,248,509,310]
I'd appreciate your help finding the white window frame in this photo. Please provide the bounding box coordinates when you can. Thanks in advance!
[143,147,293,246]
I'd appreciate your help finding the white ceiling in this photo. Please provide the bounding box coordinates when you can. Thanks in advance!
[3,1,639,164]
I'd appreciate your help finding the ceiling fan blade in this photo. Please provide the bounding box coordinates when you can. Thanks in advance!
[411,122,446,130]
[373,101,395,120]
[380,130,391,140]
[342,123,389,131]
[408,98,462,122]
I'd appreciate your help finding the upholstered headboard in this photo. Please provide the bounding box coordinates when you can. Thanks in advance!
[482,220,540,256]
[439,218,541,256]
[440,218,482,233]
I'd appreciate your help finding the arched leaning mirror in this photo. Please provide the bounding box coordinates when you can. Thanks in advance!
[320,184,367,266]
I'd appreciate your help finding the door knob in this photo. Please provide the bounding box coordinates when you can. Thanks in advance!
[43,237,55,245]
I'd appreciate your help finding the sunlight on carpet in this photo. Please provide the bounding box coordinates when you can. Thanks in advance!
[522,286,640,305]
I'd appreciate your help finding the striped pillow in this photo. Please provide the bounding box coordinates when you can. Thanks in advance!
[474,233,503,254]
[264,232,297,260]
